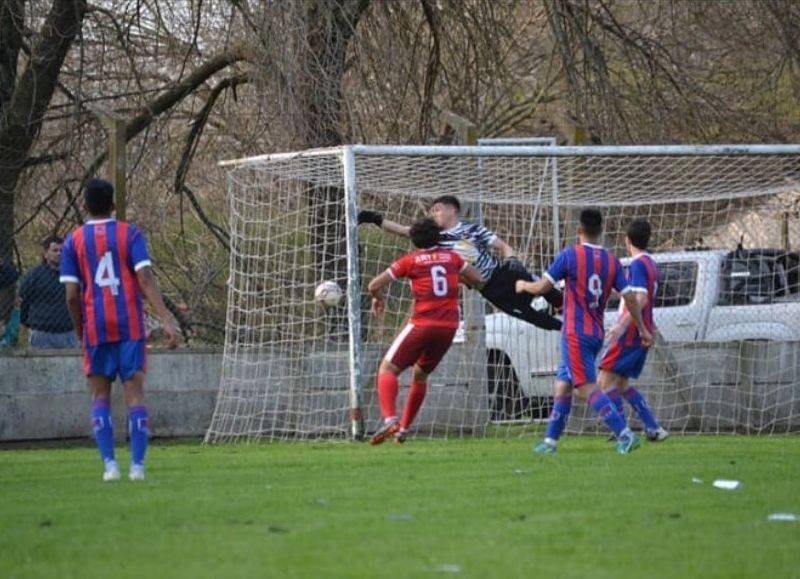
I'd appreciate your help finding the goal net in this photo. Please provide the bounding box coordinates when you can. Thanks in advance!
[206,145,800,443]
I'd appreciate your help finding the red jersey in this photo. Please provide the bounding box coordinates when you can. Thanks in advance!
[387,248,467,328]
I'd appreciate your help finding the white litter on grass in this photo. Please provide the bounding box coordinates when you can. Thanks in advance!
[712,479,743,490]
[767,513,798,522]
[513,469,527,475]
[433,564,461,573]
[316,498,329,506]
[691,477,703,484]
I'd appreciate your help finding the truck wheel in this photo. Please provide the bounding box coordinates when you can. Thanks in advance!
[487,351,527,420]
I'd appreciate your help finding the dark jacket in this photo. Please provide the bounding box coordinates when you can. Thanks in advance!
[19,263,74,333]
[0,261,18,289]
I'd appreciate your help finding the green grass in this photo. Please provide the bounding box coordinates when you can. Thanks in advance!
[1,436,799,579]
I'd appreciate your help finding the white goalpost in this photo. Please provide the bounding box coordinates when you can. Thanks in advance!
[206,144,800,443]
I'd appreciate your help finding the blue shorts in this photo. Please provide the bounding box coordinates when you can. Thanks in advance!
[83,340,147,382]
[556,334,603,387]
[599,342,649,379]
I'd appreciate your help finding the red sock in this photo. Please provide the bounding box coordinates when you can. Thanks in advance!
[377,371,399,420]
[400,381,427,429]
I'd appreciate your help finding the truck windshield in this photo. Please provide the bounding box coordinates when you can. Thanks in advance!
[607,261,697,309]
[719,251,800,305]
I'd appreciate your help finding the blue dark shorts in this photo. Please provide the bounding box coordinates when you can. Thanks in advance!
[83,340,147,382]
[600,342,649,379]
[556,334,603,387]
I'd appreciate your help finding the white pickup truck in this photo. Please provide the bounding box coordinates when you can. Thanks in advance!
[483,249,800,420]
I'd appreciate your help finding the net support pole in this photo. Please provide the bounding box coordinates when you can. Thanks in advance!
[88,104,127,220]
[551,154,561,251]
[342,146,365,440]
[445,112,488,429]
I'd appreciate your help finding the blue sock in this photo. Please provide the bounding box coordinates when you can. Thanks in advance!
[605,388,624,416]
[623,387,659,432]
[588,389,628,436]
[128,406,149,466]
[545,395,572,441]
[91,399,115,463]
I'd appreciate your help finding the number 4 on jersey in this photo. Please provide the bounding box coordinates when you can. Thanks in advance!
[95,251,120,296]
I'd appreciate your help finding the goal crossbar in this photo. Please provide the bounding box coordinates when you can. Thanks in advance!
[220,144,800,168]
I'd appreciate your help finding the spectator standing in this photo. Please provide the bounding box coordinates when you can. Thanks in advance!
[19,236,79,348]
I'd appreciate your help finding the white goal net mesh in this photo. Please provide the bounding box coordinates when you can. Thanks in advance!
[206,145,800,442]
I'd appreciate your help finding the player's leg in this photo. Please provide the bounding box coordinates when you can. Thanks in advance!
[479,266,562,331]
[595,369,625,441]
[534,377,573,453]
[396,326,457,441]
[574,336,639,453]
[120,340,149,480]
[615,350,669,441]
[370,325,419,445]
[598,342,626,416]
[371,358,403,444]
[85,344,119,481]
[395,365,429,443]
[597,342,630,440]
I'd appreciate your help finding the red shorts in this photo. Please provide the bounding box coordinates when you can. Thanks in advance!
[384,324,457,374]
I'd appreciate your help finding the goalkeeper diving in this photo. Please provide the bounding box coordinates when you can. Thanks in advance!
[359,195,563,331]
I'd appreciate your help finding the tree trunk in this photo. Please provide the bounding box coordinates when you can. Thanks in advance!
[295,0,369,286]
[0,0,87,318]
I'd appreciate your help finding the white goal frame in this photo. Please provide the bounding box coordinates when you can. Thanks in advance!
[211,144,800,442]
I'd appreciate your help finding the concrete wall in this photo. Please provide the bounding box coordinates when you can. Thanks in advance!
[2,340,798,442]
[0,348,221,442]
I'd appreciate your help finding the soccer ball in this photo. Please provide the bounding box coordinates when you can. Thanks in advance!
[314,281,343,308]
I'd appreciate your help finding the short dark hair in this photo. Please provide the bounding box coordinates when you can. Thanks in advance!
[409,217,442,249]
[84,178,115,216]
[41,235,63,251]
[626,219,651,250]
[579,208,603,238]
[431,195,460,213]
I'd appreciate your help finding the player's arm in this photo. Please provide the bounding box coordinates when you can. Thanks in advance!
[136,267,177,349]
[621,291,651,346]
[64,282,83,342]
[606,292,647,343]
[489,236,515,259]
[358,210,410,237]
[518,249,565,296]
[515,276,554,296]
[368,270,393,317]
[611,260,652,345]
[459,264,484,288]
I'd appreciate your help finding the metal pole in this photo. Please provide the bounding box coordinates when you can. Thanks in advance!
[87,105,127,220]
[342,146,365,440]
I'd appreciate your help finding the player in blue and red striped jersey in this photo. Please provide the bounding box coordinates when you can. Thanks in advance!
[368,218,484,445]
[516,208,652,454]
[60,179,176,482]
[599,220,668,442]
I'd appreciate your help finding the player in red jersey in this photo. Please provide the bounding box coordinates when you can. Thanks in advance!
[61,179,176,482]
[368,218,484,444]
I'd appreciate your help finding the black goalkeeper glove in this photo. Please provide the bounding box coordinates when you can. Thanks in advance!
[357,210,384,227]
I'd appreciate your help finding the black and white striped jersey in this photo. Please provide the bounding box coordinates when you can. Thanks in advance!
[437,221,499,280]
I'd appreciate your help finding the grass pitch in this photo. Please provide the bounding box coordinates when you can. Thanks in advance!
[1,436,798,578]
